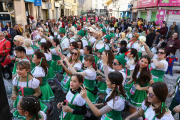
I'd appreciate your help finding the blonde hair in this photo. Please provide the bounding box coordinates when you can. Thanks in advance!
[95,30,102,38]
[24,39,32,47]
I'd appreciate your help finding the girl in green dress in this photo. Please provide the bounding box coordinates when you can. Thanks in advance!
[50,38,62,73]
[64,54,97,105]
[139,41,168,82]
[17,96,47,120]
[80,72,126,120]
[59,48,82,94]
[12,61,47,119]
[125,82,174,120]
[40,42,56,81]
[125,55,154,115]
[32,51,55,113]
[57,74,86,120]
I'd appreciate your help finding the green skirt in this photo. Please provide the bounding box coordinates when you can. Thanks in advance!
[13,95,48,119]
[39,82,55,103]
[51,60,62,73]
[61,74,71,93]
[97,81,107,94]
[31,61,36,71]
[31,45,39,50]
[126,86,147,108]
[59,110,83,120]
[12,62,18,75]
[47,60,56,81]
[124,79,133,91]
[86,90,98,105]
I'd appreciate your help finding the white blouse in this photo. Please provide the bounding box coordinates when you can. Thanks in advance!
[84,68,97,80]
[25,48,34,56]
[66,90,86,106]
[44,52,52,61]
[32,66,45,78]
[141,101,174,120]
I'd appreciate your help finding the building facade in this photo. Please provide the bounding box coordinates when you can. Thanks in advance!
[0,0,78,27]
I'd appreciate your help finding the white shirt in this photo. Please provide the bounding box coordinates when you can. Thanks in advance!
[81,37,88,48]
[60,36,70,54]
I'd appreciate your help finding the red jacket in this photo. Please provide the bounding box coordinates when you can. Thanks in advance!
[0,39,11,66]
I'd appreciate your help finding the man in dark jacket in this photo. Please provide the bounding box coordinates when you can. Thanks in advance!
[160,23,167,36]
[165,32,180,56]
[10,24,18,55]
[146,29,155,48]
[155,29,161,44]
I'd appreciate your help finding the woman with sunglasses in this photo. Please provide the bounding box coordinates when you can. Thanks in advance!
[64,54,97,107]
[126,55,154,115]
[125,82,174,120]
[59,48,82,94]
[67,41,78,58]
[139,41,168,82]
[77,40,84,62]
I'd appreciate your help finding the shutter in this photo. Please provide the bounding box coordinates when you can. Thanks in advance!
[151,12,157,22]
[140,12,147,20]
[166,14,180,38]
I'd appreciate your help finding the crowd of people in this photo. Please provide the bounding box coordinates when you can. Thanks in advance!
[0,16,180,120]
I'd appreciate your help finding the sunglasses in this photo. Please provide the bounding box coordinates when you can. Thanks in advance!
[157,52,165,54]
[148,93,156,98]
[132,35,136,38]
[71,52,78,55]
[112,61,121,66]
[13,40,17,42]
[78,44,81,46]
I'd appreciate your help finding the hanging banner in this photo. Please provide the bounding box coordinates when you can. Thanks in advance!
[159,0,180,6]
[34,0,42,6]
[137,0,158,8]
[156,9,166,27]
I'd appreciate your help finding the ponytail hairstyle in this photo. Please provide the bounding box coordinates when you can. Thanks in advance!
[40,42,50,53]
[103,50,114,69]
[130,48,138,64]
[20,96,40,120]
[53,38,60,47]
[46,40,52,48]
[132,55,151,85]
[105,72,126,106]
[84,54,97,70]
[85,45,92,54]
[145,82,168,119]
[34,51,48,74]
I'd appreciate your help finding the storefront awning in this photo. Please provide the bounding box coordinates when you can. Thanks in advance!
[105,0,113,6]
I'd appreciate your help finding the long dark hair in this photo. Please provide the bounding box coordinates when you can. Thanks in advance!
[71,41,78,49]
[145,82,168,119]
[20,96,40,120]
[132,55,151,85]
[130,48,138,64]
[105,72,126,105]
[103,50,114,69]
[53,38,60,47]
[85,45,92,54]
[40,42,50,53]
[34,51,48,74]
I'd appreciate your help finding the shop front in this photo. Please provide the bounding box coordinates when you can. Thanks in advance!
[54,2,60,22]
[0,1,15,27]
[137,0,158,22]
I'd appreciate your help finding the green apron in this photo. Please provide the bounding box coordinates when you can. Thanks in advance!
[151,69,165,82]
[31,67,55,103]
[61,73,72,93]
[84,78,97,104]
[51,54,62,73]
[13,76,47,120]
[101,95,124,120]
[60,93,84,120]
[47,60,56,81]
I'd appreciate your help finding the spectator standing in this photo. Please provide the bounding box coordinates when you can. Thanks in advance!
[165,32,180,56]
[154,29,161,44]
[146,29,155,48]
[160,23,168,36]
[172,22,178,32]
[167,25,176,39]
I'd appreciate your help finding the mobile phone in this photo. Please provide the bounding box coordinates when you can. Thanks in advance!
[63,102,66,105]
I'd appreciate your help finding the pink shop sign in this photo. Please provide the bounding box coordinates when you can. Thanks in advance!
[156,10,166,27]
[159,0,180,6]
[137,0,158,8]
[167,10,180,15]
